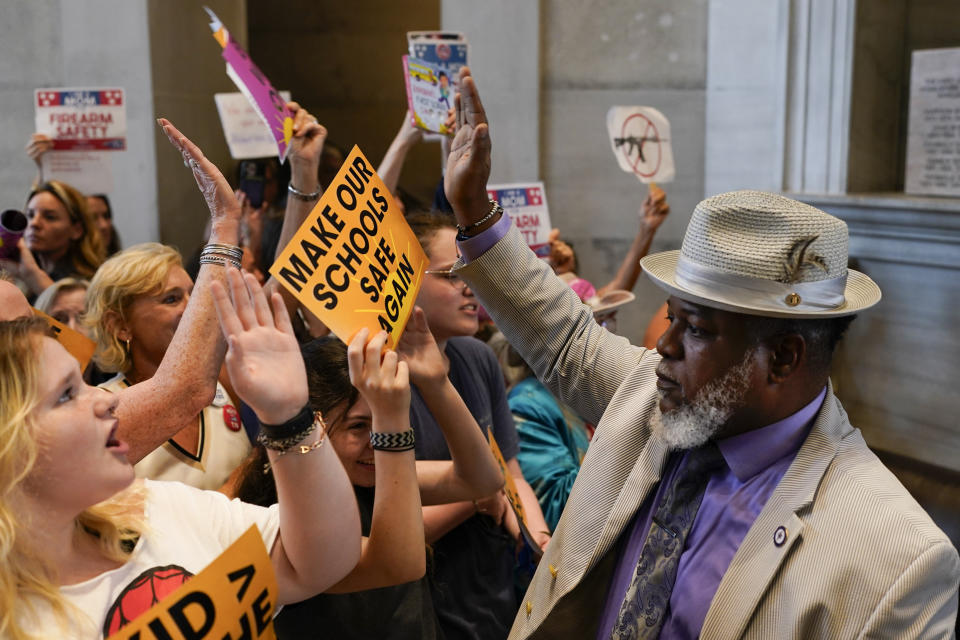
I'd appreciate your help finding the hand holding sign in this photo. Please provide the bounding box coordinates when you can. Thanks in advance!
[606,106,675,184]
[212,269,308,426]
[270,147,428,349]
[286,101,327,192]
[347,328,411,425]
[444,67,492,223]
[640,182,670,233]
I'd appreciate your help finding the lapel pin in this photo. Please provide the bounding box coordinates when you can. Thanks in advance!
[774,525,788,547]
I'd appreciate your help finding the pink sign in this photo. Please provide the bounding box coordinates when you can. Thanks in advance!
[205,7,293,162]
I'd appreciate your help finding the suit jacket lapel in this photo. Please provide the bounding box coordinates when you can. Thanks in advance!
[701,387,847,639]
[587,432,671,570]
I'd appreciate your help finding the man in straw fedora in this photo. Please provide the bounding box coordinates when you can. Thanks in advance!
[442,67,959,639]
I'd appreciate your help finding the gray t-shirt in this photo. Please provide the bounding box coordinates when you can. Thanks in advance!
[409,336,520,640]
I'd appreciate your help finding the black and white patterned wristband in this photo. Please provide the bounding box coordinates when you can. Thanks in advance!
[369,429,416,452]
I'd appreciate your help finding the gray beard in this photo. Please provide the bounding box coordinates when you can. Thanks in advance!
[650,349,756,451]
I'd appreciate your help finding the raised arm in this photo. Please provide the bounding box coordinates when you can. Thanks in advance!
[212,268,361,605]
[116,120,236,463]
[377,111,423,195]
[325,328,425,593]
[596,184,669,297]
[445,68,646,425]
[397,307,504,504]
[261,101,326,320]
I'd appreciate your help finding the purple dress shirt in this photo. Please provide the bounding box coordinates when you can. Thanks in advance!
[595,387,826,639]
[458,218,826,639]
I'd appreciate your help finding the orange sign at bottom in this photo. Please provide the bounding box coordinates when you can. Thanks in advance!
[108,525,277,640]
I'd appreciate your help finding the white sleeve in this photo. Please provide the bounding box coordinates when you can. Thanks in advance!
[144,479,281,553]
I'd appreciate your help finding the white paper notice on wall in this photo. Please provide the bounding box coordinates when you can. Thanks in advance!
[606,106,674,184]
[215,90,292,160]
[905,48,960,197]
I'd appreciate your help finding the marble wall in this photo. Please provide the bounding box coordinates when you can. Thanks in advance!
[540,0,708,347]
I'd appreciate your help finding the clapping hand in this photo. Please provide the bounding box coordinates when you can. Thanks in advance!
[211,269,308,425]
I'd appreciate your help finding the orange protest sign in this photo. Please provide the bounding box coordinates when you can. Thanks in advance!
[270,146,428,348]
[33,308,95,370]
[107,525,277,640]
[488,429,543,557]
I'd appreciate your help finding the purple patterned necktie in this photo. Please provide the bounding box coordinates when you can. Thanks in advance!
[611,443,725,639]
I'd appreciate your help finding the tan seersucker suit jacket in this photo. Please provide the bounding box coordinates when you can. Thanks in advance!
[457,226,960,639]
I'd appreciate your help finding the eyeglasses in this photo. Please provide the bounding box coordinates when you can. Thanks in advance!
[425,268,467,289]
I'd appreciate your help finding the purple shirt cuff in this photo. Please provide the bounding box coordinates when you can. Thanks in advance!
[456,213,512,263]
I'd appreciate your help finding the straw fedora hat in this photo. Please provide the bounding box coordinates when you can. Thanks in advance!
[640,190,881,318]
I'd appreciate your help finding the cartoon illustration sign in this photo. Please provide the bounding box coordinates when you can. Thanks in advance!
[205,7,293,162]
[215,91,292,160]
[270,146,428,349]
[407,31,468,92]
[403,56,453,135]
[106,525,277,640]
[486,182,552,257]
[606,106,675,183]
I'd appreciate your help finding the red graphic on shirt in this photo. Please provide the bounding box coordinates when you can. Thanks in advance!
[223,404,242,432]
[102,565,194,636]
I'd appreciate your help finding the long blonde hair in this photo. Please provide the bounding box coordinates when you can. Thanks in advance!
[85,243,183,373]
[26,181,105,279]
[0,319,144,639]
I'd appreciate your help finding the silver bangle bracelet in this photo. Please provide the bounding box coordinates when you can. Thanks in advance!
[288,183,321,201]
[199,255,241,269]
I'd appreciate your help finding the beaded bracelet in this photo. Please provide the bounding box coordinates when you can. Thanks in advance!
[369,429,416,452]
[455,199,503,241]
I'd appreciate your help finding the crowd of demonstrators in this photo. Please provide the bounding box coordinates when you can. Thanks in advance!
[1,50,956,640]
[1,120,363,639]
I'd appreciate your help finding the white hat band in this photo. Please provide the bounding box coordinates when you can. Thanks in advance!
[675,256,848,312]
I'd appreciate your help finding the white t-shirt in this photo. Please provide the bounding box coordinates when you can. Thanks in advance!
[101,376,253,490]
[19,480,280,639]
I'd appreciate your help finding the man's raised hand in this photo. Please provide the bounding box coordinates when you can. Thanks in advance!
[444,67,493,226]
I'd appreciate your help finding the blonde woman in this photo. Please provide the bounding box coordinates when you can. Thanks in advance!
[0,266,360,638]
[86,243,253,490]
[0,181,104,299]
